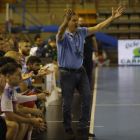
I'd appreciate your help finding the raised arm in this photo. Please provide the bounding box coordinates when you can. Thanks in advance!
[87,6,124,36]
[57,9,73,41]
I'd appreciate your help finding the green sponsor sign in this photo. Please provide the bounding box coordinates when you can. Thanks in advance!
[133,47,140,58]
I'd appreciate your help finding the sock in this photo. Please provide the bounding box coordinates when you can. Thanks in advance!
[27,131,32,140]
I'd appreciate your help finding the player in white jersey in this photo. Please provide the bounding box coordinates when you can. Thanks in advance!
[0,63,44,140]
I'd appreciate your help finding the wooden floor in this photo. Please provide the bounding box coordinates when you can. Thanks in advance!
[40,66,140,140]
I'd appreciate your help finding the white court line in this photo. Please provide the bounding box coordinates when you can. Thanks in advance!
[89,67,98,135]
[47,121,103,128]
[88,126,103,128]
[96,104,140,106]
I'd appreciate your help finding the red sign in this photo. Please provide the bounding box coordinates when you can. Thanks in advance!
[50,13,56,21]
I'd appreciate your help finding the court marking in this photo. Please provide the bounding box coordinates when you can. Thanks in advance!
[95,104,140,106]
[89,67,98,135]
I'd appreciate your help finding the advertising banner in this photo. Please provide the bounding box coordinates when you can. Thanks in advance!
[118,40,140,65]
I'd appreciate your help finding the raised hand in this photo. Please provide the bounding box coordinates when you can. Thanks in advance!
[38,66,53,77]
[112,6,124,19]
[65,9,73,21]
[22,71,34,81]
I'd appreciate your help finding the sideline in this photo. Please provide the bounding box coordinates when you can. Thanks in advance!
[89,67,98,134]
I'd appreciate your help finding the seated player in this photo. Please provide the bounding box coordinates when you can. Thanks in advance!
[0,63,44,140]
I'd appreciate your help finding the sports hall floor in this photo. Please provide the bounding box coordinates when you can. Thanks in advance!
[40,66,140,140]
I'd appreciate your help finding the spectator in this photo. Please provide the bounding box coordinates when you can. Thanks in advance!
[92,50,110,66]
[9,38,18,52]
[30,34,43,56]
[18,39,31,66]
[16,31,23,42]
[41,37,57,60]
[3,40,11,52]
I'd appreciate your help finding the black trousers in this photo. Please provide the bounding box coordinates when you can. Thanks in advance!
[59,67,92,130]
[83,53,93,84]
[0,117,7,140]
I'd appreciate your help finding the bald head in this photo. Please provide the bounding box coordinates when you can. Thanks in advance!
[78,17,85,27]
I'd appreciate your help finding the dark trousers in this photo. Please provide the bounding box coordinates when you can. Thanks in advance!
[0,117,7,140]
[83,53,93,84]
[59,67,92,130]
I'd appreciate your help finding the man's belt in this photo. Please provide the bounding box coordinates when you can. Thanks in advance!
[59,66,84,73]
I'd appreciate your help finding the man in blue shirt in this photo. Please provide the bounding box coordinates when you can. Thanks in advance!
[56,7,124,139]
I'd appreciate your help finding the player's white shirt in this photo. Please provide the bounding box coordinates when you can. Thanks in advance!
[0,83,18,115]
[30,47,38,56]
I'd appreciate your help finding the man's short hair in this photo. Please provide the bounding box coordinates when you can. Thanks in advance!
[18,39,30,47]
[34,34,41,41]
[63,12,77,21]
[19,39,29,43]
[27,56,41,65]
[1,63,22,76]
[0,57,16,68]
[0,50,5,58]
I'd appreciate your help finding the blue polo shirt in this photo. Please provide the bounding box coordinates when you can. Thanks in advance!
[15,66,33,93]
[56,27,88,69]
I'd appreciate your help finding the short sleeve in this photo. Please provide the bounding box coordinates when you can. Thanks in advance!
[12,90,18,105]
[56,34,66,46]
[79,27,88,38]
[30,48,37,56]
[1,90,13,112]
[30,48,34,56]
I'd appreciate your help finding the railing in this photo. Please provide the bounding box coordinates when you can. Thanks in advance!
[94,0,140,10]
[0,0,95,13]
[0,0,74,13]
[1,0,140,13]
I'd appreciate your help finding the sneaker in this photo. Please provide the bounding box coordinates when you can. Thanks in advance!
[65,129,75,140]
[77,128,95,137]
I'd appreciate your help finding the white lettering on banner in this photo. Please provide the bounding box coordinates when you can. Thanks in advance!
[118,40,140,65]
